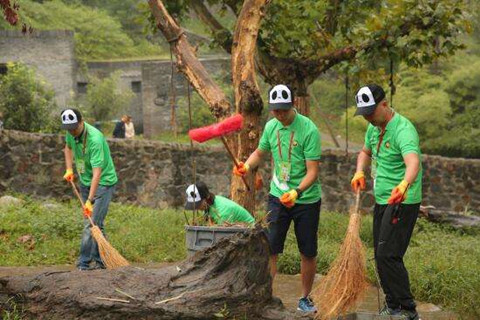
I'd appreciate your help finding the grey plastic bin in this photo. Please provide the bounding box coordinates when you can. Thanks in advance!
[185,225,249,256]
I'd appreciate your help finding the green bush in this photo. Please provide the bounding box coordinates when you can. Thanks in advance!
[84,72,134,122]
[0,63,59,133]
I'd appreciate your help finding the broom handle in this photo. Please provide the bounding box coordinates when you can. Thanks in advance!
[69,180,95,227]
[220,136,250,191]
[354,190,361,215]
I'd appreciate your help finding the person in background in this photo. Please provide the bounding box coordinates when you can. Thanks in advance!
[112,115,127,139]
[185,181,255,226]
[124,115,135,139]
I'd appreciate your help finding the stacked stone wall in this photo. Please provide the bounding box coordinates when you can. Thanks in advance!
[1,130,478,214]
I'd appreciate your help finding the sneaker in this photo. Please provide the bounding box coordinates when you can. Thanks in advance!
[77,266,89,271]
[379,305,402,316]
[400,309,421,320]
[89,262,106,270]
[297,297,317,313]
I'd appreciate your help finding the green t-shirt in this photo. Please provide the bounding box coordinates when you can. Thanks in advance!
[364,113,422,205]
[258,112,321,204]
[65,122,118,187]
[208,195,255,225]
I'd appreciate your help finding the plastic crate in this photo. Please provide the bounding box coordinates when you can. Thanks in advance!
[185,225,249,256]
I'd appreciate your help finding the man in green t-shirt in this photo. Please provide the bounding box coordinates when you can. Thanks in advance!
[351,84,422,320]
[184,181,254,225]
[61,108,118,271]
[234,85,321,313]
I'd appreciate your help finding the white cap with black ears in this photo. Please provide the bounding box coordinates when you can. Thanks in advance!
[61,109,82,130]
[268,84,293,110]
[354,84,386,116]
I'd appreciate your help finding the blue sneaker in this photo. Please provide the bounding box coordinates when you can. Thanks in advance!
[400,309,421,320]
[297,297,317,313]
[379,305,402,316]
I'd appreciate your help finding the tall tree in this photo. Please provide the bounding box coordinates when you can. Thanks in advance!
[148,0,468,210]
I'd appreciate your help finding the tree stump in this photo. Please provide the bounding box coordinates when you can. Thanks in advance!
[0,227,311,319]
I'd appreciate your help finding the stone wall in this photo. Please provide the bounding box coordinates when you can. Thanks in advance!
[1,129,479,214]
[0,30,76,107]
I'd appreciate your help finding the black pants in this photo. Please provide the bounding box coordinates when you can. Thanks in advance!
[373,203,420,311]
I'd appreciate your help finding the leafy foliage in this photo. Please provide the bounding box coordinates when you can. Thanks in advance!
[83,71,134,122]
[0,62,58,132]
[0,0,166,61]
[259,0,469,68]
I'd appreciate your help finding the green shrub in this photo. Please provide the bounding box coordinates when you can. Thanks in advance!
[84,72,134,122]
[0,63,58,133]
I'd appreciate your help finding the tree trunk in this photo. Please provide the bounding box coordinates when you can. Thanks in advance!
[230,0,268,213]
[0,228,309,319]
[148,0,232,120]
[292,79,310,116]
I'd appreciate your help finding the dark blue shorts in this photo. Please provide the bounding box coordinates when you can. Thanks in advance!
[266,195,321,257]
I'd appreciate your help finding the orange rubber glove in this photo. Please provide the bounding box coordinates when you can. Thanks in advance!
[351,171,366,192]
[388,179,409,204]
[83,199,93,218]
[280,189,298,208]
[63,168,74,182]
[233,162,249,177]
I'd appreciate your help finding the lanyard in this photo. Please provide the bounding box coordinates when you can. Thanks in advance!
[76,128,88,155]
[376,111,395,156]
[376,130,385,156]
[276,130,295,162]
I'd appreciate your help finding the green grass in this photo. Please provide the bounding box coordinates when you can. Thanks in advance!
[1,196,479,318]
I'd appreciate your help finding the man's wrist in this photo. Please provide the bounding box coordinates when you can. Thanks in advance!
[295,188,303,198]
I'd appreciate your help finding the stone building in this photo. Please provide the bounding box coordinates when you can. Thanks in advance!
[0,30,76,107]
[0,29,230,136]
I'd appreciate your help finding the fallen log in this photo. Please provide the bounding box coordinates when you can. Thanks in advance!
[0,227,311,320]
[420,206,480,229]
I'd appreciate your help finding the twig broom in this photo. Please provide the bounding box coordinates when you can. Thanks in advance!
[311,190,368,319]
[70,180,129,269]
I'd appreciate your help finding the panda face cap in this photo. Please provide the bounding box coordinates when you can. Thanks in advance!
[61,108,82,130]
[354,84,386,116]
[268,84,293,110]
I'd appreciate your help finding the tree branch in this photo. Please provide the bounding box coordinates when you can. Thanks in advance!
[304,13,442,80]
[188,0,233,53]
[148,0,232,119]
[323,0,343,36]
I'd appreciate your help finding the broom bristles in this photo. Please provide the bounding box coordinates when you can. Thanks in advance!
[91,226,129,269]
[312,213,368,320]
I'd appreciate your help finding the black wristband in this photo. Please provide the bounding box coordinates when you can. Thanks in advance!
[295,188,303,199]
